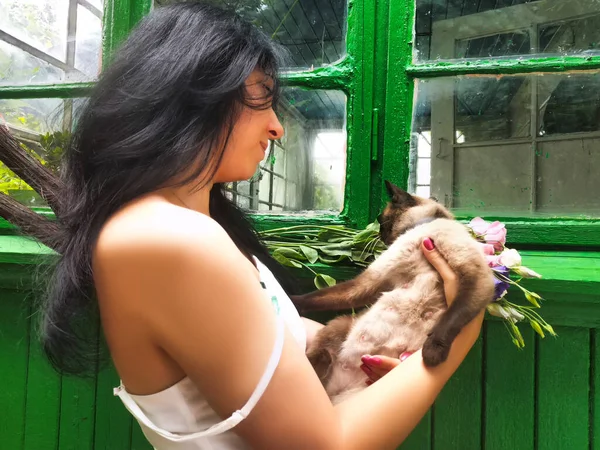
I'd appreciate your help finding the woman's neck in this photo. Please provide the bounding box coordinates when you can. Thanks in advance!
[170,183,213,215]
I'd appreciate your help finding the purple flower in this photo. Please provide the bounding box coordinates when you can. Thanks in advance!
[492,265,510,300]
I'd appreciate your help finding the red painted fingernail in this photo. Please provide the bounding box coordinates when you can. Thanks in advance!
[360,364,373,375]
[423,238,435,251]
[361,355,381,366]
[400,352,412,362]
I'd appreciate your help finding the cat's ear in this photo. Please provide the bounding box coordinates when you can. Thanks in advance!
[384,180,417,206]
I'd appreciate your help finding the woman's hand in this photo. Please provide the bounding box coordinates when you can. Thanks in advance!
[422,237,459,306]
[360,353,413,385]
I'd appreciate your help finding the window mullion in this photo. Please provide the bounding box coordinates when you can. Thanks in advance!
[529,25,539,215]
[407,55,600,78]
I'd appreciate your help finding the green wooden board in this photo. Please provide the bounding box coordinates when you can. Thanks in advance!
[94,365,134,450]
[0,290,31,450]
[536,327,590,450]
[130,422,153,450]
[484,321,535,450]
[432,335,483,450]
[23,328,61,450]
[593,329,600,450]
[399,410,431,450]
[58,375,97,449]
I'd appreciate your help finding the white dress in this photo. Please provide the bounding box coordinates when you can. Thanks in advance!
[113,257,307,449]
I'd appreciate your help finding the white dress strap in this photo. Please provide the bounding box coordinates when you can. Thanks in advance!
[113,300,286,442]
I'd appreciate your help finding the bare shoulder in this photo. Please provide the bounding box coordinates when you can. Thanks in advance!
[95,200,238,264]
[92,198,257,313]
[93,202,253,284]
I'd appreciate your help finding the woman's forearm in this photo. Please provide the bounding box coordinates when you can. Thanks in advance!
[333,310,484,450]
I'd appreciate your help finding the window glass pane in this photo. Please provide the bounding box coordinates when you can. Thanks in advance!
[415,0,600,62]
[0,40,65,85]
[538,72,600,136]
[154,0,347,69]
[410,72,600,217]
[86,0,104,10]
[0,0,103,85]
[0,98,85,206]
[228,88,347,213]
[455,76,531,142]
[75,5,102,78]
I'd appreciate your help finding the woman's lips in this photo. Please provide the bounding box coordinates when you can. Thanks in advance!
[260,141,269,152]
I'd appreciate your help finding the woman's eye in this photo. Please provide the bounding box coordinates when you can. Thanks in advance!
[263,84,273,95]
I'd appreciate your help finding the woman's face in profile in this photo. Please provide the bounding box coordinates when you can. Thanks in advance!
[214,70,284,183]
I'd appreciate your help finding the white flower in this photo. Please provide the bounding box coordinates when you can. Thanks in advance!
[507,307,525,322]
[487,303,510,319]
[499,248,522,268]
[513,265,542,279]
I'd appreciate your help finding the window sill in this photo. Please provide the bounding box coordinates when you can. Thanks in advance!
[1,236,599,328]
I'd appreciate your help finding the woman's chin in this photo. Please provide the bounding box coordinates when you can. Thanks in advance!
[219,170,259,184]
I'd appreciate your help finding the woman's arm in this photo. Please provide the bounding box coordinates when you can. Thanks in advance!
[96,212,481,450]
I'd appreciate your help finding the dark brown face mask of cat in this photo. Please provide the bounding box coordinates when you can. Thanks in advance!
[377,180,453,245]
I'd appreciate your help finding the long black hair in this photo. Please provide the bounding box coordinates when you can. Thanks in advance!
[40,2,299,377]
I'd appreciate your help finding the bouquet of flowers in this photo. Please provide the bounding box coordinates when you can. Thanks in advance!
[466,217,556,347]
[260,217,556,348]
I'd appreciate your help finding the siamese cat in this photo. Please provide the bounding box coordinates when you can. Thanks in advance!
[292,181,495,403]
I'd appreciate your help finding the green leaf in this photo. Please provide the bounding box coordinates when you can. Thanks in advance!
[317,254,349,264]
[365,220,380,232]
[273,247,305,261]
[352,229,377,243]
[299,245,318,264]
[317,226,348,241]
[320,242,353,257]
[314,273,337,289]
[272,252,302,269]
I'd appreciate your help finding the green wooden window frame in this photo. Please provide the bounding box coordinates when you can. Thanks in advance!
[383,0,600,248]
[0,0,380,234]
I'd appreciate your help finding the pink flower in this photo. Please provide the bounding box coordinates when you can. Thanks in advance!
[486,254,502,267]
[469,218,507,251]
[478,243,496,256]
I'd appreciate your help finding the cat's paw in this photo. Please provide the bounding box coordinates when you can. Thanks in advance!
[422,335,450,367]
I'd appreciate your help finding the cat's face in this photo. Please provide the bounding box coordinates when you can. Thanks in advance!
[377,180,453,245]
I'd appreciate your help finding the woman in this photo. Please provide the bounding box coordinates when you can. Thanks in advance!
[40,3,484,449]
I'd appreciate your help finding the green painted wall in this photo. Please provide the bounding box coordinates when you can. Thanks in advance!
[2,242,600,448]
[3,260,600,449]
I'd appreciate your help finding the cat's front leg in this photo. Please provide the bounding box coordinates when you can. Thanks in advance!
[291,272,393,313]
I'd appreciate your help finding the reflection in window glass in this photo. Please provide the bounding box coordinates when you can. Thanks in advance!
[414,0,600,62]
[75,5,102,78]
[0,0,69,62]
[226,88,347,213]
[0,41,65,85]
[455,76,531,142]
[0,98,84,206]
[0,0,103,85]
[410,72,600,217]
[154,0,347,69]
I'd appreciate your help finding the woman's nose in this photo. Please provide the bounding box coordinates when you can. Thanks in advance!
[268,111,284,140]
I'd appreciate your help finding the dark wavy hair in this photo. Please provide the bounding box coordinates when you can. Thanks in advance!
[40,2,297,377]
